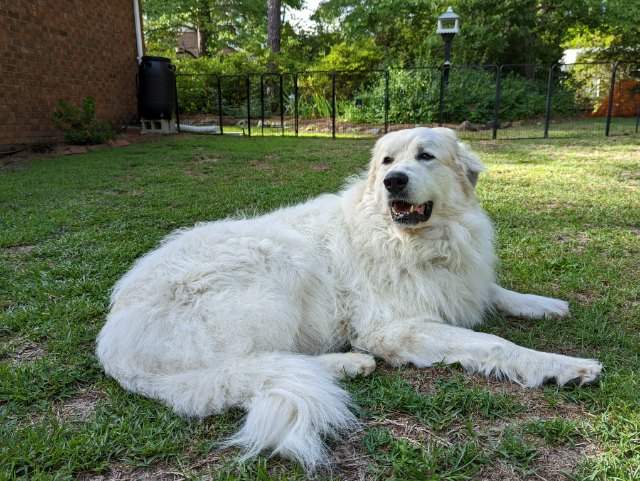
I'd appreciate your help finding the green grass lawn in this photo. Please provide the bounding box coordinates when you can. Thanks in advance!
[1,134,639,480]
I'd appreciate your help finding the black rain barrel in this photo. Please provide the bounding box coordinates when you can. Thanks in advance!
[137,56,176,120]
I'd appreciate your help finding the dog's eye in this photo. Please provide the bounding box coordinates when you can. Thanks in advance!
[382,156,394,165]
[418,152,435,161]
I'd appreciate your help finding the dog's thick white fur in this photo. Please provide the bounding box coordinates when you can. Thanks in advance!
[96,127,602,469]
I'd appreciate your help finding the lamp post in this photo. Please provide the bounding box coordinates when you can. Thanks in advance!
[437,7,460,86]
[437,7,460,125]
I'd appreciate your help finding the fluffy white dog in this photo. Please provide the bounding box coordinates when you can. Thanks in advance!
[97,127,602,469]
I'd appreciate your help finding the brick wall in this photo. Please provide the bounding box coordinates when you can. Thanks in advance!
[0,0,140,149]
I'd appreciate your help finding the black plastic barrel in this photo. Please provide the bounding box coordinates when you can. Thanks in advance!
[137,56,176,120]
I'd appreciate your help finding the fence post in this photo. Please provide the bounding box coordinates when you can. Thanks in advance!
[438,67,445,126]
[245,76,251,137]
[260,74,265,136]
[331,72,336,139]
[384,70,390,134]
[217,75,223,135]
[174,74,181,132]
[605,61,620,137]
[493,66,501,140]
[280,74,285,137]
[294,74,299,137]
[543,64,557,139]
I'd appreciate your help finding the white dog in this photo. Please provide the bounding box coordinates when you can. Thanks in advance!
[96,127,602,470]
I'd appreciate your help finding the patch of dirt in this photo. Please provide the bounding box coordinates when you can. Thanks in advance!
[533,442,598,480]
[370,413,451,447]
[181,169,206,178]
[557,232,591,253]
[192,154,220,164]
[78,463,183,481]
[326,430,376,481]
[310,162,331,171]
[251,160,273,170]
[4,339,47,365]
[4,245,37,255]
[475,439,598,481]
[55,388,107,422]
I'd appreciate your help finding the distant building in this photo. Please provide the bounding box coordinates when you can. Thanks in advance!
[176,30,200,58]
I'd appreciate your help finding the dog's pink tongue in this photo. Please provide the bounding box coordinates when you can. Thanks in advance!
[415,204,426,215]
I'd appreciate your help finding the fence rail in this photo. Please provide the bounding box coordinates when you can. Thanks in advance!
[175,61,640,140]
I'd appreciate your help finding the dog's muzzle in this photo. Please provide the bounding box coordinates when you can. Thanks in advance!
[384,172,433,225]
[389,200,433,225]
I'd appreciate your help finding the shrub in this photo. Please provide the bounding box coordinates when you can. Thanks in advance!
[342,68,579,125]
[52,97,116,145]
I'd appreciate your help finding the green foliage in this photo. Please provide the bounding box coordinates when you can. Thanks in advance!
[313,0,606,67]
[143,0,302,61]
[293,92,333,119]
[563,0,640,64]
[338,68,578,125]
[143,0,637,86]
[173,53,263,116]
[51,97,116,145]
[314,38,383,72]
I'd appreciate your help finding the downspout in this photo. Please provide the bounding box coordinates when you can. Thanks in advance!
[133,0,144,64]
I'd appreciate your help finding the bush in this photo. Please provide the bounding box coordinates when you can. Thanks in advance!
[52,97,116,145]
[342,68,579,125]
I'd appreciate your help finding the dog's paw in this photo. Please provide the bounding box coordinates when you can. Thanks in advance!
[318,352,377,378]
[540,297,570,319]
[514,294,570,320]
[544,357,602,387]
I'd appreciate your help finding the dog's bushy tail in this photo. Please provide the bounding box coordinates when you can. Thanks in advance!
[99,351,356,470]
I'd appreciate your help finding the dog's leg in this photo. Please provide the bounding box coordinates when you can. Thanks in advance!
[491,284,570,319]
[357,319,601,387]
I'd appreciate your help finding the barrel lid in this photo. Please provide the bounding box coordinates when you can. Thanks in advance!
[141,56,172,62]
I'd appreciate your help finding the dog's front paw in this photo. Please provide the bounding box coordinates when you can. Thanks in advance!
[545,357,602,387]
[514,294,570,320]
[537,297,570,319]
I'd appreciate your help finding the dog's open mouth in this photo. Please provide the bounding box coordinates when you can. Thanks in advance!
[390,200,433,225]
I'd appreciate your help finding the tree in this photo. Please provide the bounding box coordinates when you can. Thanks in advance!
[267,0,283,71]
[268,0,282,55]
[144,0,270,58]
[311,0,608,68]
[144,0,304,66]
[564,0,640,64]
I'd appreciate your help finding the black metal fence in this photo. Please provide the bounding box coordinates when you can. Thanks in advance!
[175,61,640,140]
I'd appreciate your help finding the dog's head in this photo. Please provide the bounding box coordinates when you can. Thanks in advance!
[369,127,485,229]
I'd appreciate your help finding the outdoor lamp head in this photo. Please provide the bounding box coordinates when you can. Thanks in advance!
[436,7,460,35]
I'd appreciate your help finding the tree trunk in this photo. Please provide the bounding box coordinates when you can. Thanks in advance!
[267,0,281,71]
[196,27,209,57]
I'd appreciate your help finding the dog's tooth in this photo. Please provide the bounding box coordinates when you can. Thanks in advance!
[409,205,415,213]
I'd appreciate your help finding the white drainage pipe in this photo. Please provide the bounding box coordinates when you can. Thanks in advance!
[133,0,144,65]
[178,124,221,133]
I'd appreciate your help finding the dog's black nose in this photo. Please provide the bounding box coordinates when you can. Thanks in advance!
[383,172,409,194]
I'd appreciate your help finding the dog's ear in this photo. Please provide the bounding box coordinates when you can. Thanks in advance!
[455,142,485,189]
[433,128,485,188]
